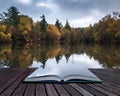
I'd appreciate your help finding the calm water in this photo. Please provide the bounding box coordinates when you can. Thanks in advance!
[0,43,120,68]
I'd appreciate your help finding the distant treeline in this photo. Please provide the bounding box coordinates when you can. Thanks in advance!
[0,6,120,44]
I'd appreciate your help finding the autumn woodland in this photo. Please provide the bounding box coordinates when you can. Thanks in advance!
[0,6,120,44]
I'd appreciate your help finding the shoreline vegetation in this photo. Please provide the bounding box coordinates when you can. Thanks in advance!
[0,6,120,44]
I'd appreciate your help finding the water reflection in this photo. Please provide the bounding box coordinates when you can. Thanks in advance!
[29,54,102,69]
[0,43,120,68]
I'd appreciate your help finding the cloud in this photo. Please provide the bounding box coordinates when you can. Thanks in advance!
[0,0,120,27]
[50,0,120,27]
[36,1,59,13]
[18,0,32,5]
[71,17,95,27]
[54,0,120,13]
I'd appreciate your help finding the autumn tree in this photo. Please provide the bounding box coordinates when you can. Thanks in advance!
[0,23,6,32]
[33,21,41,41]
[0,23,11,42]
[0,6,20,42]
[47,24,61,42]
[84,24,94,43]
[17,15,33,42]
[60,27,71,42]
[92,13,120,43]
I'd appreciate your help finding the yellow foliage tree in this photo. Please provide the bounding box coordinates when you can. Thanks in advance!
[0,23,11,42]
[0,32,11,42]
[18,15,33,42]
[0,24,6,32]
[18,15,33,32]
[47,24,61,41]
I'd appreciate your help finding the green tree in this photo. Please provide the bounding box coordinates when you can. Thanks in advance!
[40,15,48,40]
[55,19,62,30]
[65,20,71,31]
[2,6,20,27]
[40,15,47,33]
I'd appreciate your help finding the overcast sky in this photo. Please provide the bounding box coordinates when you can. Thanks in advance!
[0,0,120,27]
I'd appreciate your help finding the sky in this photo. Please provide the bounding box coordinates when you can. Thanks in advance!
[0,0,120,27]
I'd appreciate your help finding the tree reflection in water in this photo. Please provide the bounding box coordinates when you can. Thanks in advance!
[0,43,120,68]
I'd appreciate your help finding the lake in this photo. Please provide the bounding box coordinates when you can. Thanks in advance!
[0,43,120,68]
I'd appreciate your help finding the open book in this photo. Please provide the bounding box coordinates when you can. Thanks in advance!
[24,59,102,83]
[24,67,102,83]
[24,73,102,83]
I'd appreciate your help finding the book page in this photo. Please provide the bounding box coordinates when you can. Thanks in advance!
[24,75,62,82]
[25,56,102,82]
[63,74,101,82]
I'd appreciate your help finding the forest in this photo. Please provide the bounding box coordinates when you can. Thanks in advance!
[0,6,120,44]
